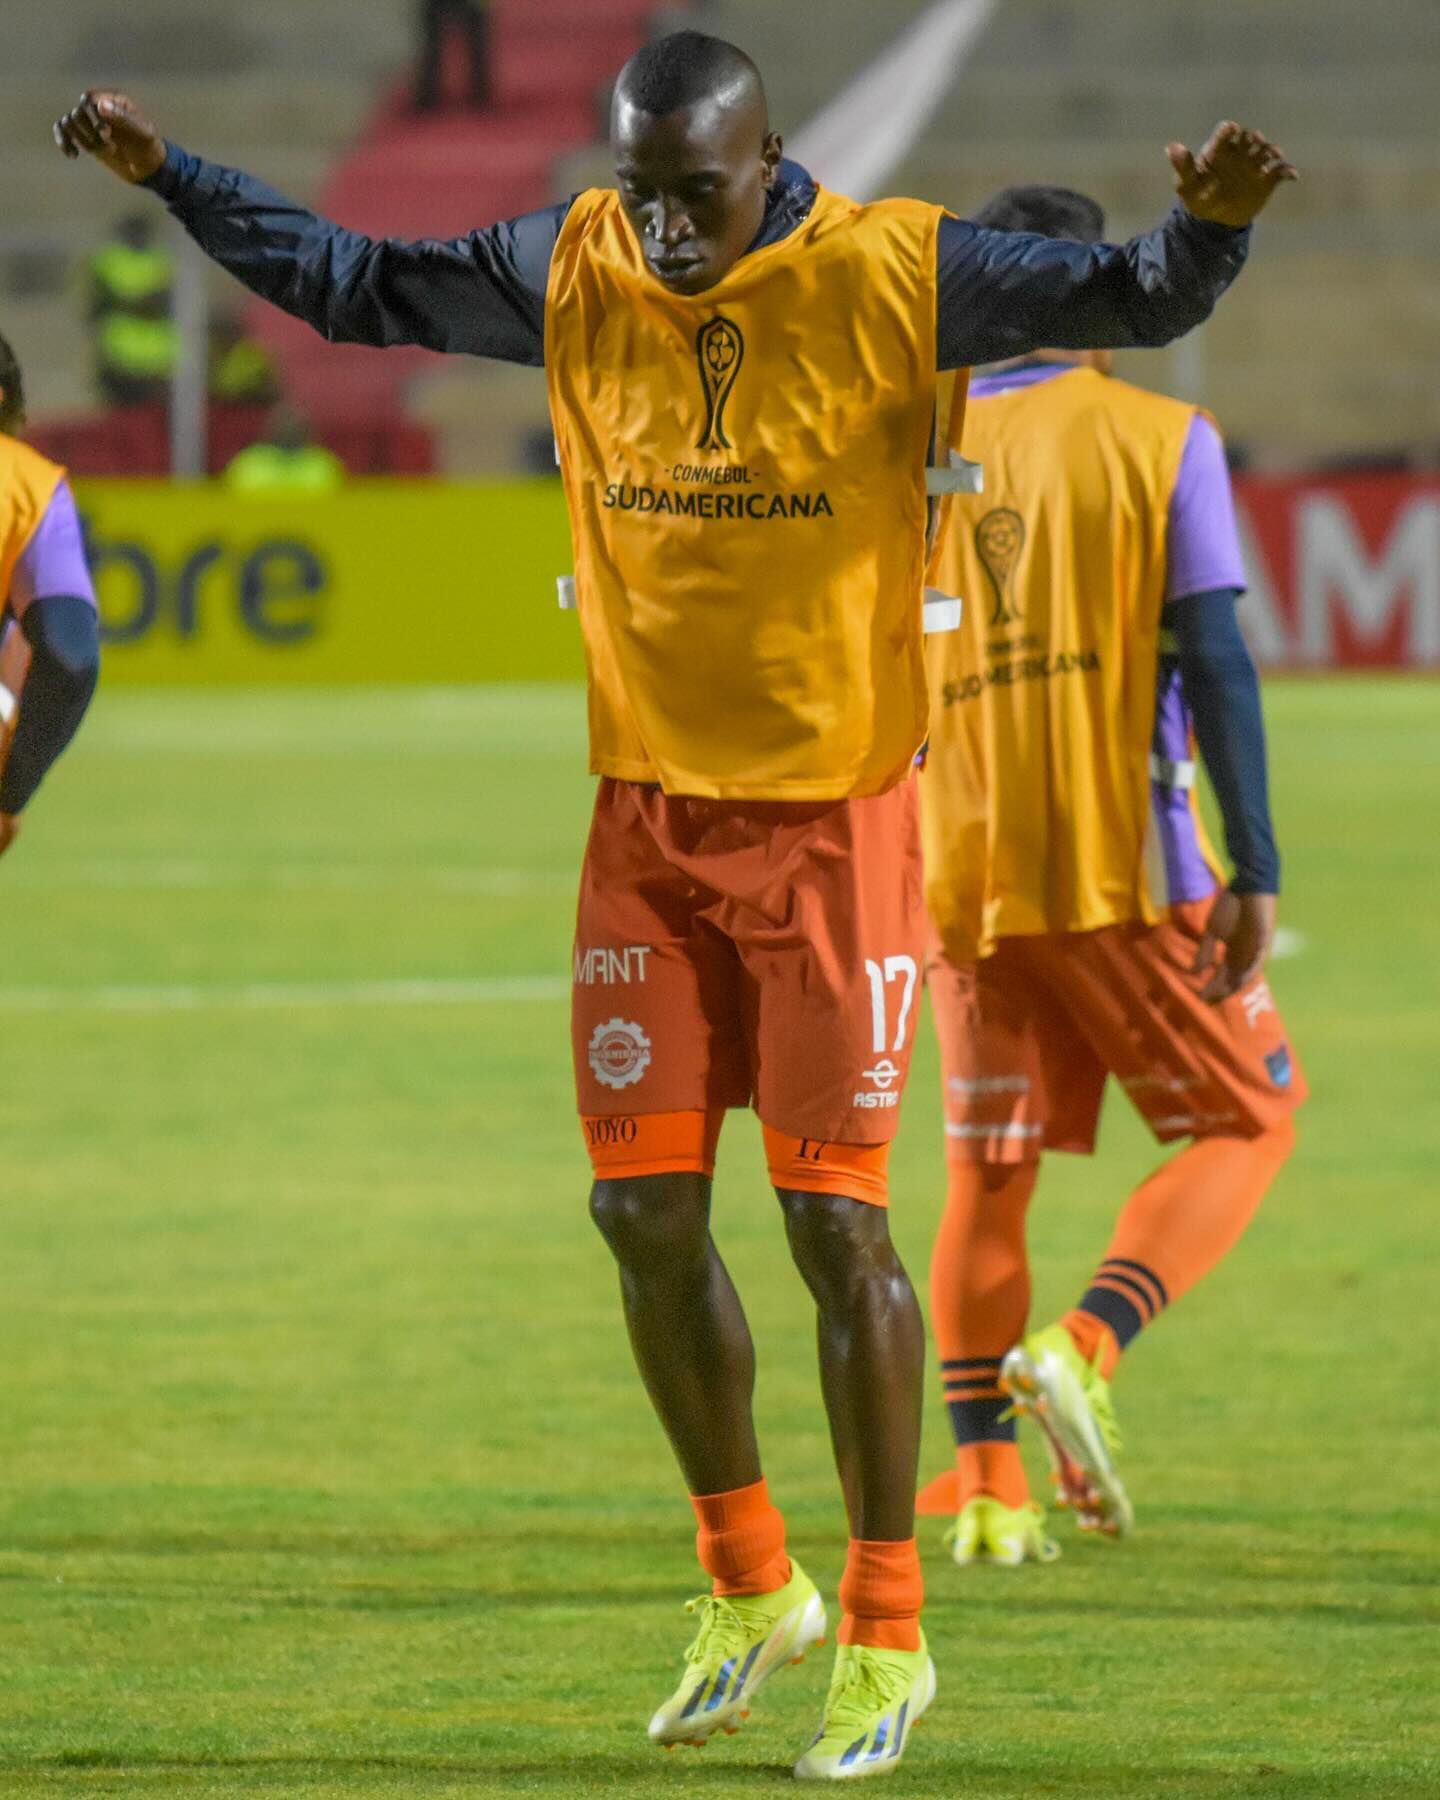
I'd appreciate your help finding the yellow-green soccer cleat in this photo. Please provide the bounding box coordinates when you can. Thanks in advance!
[647,1561,827,1750]
[943,1495,1060,1567]
[1001,1324,1135,1537]
[793,1639,936,1781]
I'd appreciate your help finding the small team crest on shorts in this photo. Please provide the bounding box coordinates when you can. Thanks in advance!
[1264,1043,1294,1090]
[588,1017,653,1090]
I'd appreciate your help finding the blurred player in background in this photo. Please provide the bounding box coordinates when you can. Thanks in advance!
[415,0,492,112]
[916,185,1305,1568]
[0,331,101,861]
[56,50,1293,1777]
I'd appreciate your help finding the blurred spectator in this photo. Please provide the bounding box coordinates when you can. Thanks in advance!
[86,211,178,407]
[208,310,282,407]
[416,0,491,111]
[223,407,346,492]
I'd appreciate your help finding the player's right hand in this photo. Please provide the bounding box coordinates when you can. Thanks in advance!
[53,90,166,184]
[1193,888,1276,1004]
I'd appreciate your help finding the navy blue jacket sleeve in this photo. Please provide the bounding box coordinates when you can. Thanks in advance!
[1165,586,1280,895]
[935,207,1250,369]
[144,142,566,366]
[0,596,100,814]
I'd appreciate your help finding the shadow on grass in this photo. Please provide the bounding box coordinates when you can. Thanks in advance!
[11,1750,1436,1797]
[5,1566,1429,1631]
[0,1576,684,1615]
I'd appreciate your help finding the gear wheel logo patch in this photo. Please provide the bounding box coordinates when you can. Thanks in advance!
[588,1017,653,1090]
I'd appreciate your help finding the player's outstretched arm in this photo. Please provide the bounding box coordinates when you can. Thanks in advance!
[936,122,1297,369]
[53,90,557,365]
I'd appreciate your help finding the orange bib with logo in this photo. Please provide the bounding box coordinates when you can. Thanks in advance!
[923,366,1212,959]
[546,186,942,799]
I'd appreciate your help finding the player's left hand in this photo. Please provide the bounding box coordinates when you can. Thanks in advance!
[1193,888,1276,1003]
[0,813,21,861]
[1167,122,1297,227]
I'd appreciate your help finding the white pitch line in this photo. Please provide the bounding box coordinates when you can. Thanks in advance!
[0,975,569,1015]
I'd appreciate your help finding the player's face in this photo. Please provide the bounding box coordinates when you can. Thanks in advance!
[612,95,780,295]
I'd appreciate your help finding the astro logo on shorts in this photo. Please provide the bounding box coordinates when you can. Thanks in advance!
[588,1018,653,1091]
[1265,1044,1294,1090]
[855,1058,903,1110]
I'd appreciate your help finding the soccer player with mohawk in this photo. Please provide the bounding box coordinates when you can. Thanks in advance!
[57,34,1293,1778]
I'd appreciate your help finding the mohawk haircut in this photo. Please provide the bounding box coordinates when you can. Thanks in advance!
[972,185,1107,244]
[616,29,764,118]
[0,329,25,435]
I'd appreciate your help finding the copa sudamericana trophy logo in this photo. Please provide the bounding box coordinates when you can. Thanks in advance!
[695,317,744,452]
[975,508,1027,627]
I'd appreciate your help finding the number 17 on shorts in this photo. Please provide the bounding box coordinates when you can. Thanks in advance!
[856,954,919,1111]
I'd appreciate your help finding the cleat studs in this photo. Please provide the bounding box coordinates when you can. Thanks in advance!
[740,1710,751,1719]
[814,1638,827,1649]
[723,1727,739,1737]
[789,1655,806,1666]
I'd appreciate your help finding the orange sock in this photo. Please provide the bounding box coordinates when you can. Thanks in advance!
[1070,1120,1296,1373]
[956,1440,1031,1511]
[691,1478,792,1597]
[929,1160,1037,1504]
[1061,1308,1122,1379]
[838,1538,923,1651]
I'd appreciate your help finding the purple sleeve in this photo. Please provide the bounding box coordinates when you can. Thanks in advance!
[1164,413,1247,603]
[9,479,96,615]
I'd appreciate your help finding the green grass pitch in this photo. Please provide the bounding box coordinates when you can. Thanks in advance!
[2,679,1436,1798]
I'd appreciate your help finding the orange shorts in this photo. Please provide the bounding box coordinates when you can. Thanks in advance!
[928,897,1307,1163]
[572,775,926,1152]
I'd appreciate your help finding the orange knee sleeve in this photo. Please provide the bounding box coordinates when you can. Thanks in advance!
[581,1108,724,1179]
[763,1126,891,1207]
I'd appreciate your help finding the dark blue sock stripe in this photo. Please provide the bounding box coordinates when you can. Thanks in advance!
[939,1357,1002,1371]
[1099,1256,1170,1310]
[1077,1283,1146,1350]
[947,1395,1016,1446]
[1088,1267,1159,1321]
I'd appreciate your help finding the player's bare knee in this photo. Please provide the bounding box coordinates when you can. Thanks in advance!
[589,1171,710,1267]
[778,1188,901,1301]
